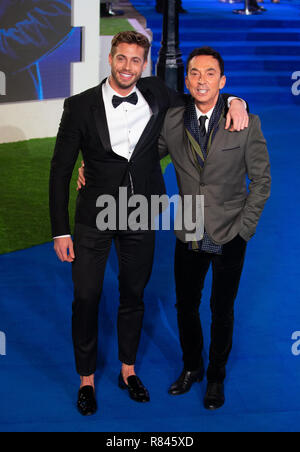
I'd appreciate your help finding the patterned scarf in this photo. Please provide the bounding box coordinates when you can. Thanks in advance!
[184,95,225,253]
[184,94,225,167]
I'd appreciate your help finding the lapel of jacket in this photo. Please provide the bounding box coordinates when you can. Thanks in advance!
[206,116,227,162]
[130,80,160,159]
[91,79,113,153]
[176,107,202,173]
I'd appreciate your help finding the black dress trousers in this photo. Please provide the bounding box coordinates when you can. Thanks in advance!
[72,223,155,376]
[174,234,247,383]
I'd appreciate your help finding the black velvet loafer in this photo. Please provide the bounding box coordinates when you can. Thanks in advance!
[204,382,225,410]
[168,367,205,396]
[77,386,97,416]
[118,373,150,403]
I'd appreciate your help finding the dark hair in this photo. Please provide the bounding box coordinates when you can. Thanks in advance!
[186,47,225,76]
[111,31,151,61]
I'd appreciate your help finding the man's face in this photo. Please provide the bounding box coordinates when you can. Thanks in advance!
[185,55,226,113]
[109,43,148,95]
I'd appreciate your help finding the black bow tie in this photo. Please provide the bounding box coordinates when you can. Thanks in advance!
[112,92,138,109]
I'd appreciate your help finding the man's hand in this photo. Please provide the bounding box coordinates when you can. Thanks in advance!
[54,237,75,263]
[225,99,249,132]
[76,161,86,191]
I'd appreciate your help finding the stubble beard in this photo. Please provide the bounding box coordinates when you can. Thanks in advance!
[110,68,141,92]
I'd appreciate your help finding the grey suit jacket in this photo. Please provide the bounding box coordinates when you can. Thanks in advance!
[159,106,271,245]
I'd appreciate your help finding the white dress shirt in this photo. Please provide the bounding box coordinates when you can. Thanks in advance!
[196,105,215,132]
[102,78,152,161]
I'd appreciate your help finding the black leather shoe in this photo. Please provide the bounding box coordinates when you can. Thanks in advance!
[204,382,225,410]
[168,368,205,396]
[118,373,150,403]
[77,386,97,416]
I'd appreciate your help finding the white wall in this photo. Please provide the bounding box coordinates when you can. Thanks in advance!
[71,0,100,96]
[0,99,65,143]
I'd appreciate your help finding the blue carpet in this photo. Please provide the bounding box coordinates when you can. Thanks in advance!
[1,0,300,433]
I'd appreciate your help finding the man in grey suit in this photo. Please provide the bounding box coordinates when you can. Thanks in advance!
[159,47,271,410]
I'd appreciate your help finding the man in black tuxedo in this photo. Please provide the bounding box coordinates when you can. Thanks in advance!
[50,31,248,416]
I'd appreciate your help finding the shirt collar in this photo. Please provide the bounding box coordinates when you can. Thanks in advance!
[195,104,215,121]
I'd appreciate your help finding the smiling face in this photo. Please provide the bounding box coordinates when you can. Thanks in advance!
[108,43,148,95]
[185,55,226,113]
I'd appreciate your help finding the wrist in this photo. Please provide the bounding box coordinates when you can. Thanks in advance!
[228,97,247,109]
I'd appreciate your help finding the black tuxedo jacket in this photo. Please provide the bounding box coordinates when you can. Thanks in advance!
[49,76,233,237]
